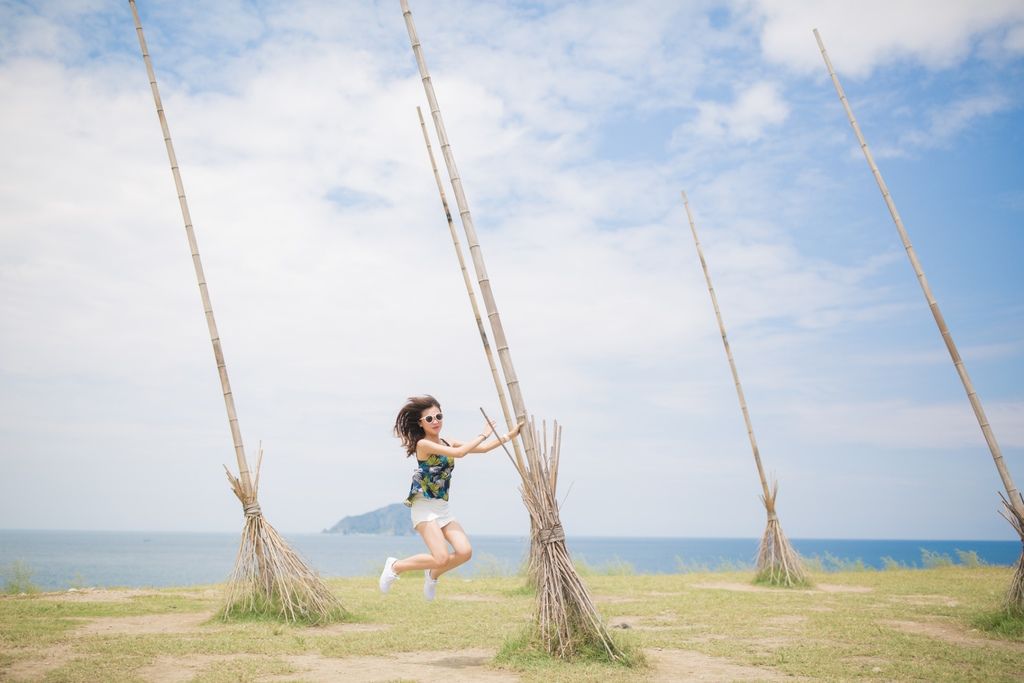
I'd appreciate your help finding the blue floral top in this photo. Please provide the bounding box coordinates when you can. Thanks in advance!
[404,439,454,506]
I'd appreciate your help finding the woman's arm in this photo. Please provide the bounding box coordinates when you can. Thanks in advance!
[467,421,523,453]
[417,420,497,459]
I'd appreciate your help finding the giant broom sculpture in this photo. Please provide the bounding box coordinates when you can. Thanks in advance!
[129,0,343,623]
[401,0,622,659]
[681,192,808,586]
[815,28,1024,614]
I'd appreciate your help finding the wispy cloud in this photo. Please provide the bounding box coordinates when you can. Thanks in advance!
[895,93,1015,152]
[676,81,790,144]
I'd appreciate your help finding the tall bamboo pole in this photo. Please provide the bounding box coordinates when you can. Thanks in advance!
[815,28,1024,610]
[130,0,251,496]
[130,0,342,622]
[400,0,535,461]
[681,192,807,586]
[415,107,526,474]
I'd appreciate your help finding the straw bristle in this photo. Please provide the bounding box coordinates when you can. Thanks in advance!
[755,481,809,587]
[999,492,1024,615]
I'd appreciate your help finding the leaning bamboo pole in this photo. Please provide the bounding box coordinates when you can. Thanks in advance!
[400,0,551,582]
[681,192,808,586]
[400,0,534,457]
[814,28,1024,613]
[400,0,622,658]
[415,107,525,475]
[129,0,342,623]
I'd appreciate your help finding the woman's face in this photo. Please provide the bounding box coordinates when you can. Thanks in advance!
[419,404,443,438]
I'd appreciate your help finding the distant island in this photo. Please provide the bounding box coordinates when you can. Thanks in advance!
[323,502,414,536]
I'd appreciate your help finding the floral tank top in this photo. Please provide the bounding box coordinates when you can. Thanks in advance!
[404,439,454,506]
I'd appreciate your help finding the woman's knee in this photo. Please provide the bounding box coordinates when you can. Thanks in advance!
[430,552,451,569]
[453,546,472,563]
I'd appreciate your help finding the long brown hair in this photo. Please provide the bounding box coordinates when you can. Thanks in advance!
[394,395,440,456]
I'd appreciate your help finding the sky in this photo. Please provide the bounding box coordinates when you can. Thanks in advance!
[0,0,1022,541]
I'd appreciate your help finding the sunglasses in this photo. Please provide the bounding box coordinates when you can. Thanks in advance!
[420,413,443,423]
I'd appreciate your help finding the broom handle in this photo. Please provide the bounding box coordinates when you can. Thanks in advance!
[129,0,253,494]
[400,0,537,464]
[681,192,773,504]
[416,108,527,473]
[814,28,1023,520]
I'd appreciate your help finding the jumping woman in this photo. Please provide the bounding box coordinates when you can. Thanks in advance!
[379,394,521,600]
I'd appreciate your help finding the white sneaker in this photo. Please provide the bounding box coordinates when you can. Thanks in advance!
[379,557,398,593]
[423,569,438,601]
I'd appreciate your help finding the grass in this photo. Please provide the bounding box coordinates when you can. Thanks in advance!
[752,569,813,587]
[495,625,646,677]
[1,567,1022,681]
[972,610,1024,638]
[2,560,40,595]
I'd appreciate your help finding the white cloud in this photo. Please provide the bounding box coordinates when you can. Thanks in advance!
[747,0,1024,76]
[0,1,1020,541]
[782,399,1024,450]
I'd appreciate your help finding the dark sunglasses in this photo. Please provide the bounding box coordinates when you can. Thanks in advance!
[421,413,443,423]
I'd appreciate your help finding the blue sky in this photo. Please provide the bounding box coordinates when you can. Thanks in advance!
[0,0,1022,540]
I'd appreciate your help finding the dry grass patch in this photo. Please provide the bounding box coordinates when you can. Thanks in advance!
[2,644,77,681]
[881,619,1024,652]
[72,610,214,636]
[265,649,519,682]
[37,588,165,603]
[645,648,789,681]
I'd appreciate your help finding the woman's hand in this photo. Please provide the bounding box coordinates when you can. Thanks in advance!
[505,421,524,441]
[479,419,497,439]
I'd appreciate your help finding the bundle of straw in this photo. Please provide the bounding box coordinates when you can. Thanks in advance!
[220,447,343,622]
[129,0,343,624]
[756,481,807,586]
[486,412,621,659]
[999,493,1024,614]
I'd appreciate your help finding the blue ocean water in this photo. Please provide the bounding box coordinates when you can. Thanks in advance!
[0,529,1019,591]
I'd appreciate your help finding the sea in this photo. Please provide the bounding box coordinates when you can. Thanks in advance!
[0,529,1019,591]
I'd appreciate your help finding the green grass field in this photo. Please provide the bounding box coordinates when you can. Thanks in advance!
[1,567,1022,681]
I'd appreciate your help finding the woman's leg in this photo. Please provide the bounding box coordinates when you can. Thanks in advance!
[432,521,472,579]
[392,521,450,575]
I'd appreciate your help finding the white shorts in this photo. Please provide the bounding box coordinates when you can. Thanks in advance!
[409,495,456,530]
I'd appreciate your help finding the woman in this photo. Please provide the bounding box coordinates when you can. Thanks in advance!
[379,394,521,600]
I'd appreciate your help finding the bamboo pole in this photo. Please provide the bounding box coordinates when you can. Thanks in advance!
[681,192,807,586]
[400,0,535,462]
[415,107,526,474]
[401,0,544,585]
[682,192,770,500]
[130,0,251,497]
[130,0,342,623]
[815,28,1024,611]
[814,29,1024,524]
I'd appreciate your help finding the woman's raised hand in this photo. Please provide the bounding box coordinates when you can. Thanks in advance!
[479,419,497,438]
[507,421,524,439]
